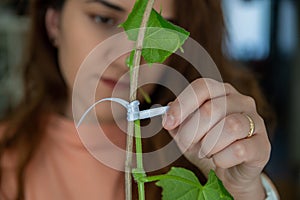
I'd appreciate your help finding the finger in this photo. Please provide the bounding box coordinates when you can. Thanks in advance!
[168,109,202,151]
[212,134,271,170]
[197,94,257,136]
[199,113,266,158]
[163,79,237,130]
[166,94,258,150]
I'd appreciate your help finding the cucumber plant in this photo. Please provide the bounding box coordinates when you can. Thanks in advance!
[120,0,233,199]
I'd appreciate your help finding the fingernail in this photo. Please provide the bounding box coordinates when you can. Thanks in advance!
[198,146,207,159]
[198,149,206,159]
[162,114,176,129]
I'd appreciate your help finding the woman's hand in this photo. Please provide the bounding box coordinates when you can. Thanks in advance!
[162,78,271,200]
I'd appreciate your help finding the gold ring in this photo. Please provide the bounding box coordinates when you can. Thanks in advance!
[244,114,255,138]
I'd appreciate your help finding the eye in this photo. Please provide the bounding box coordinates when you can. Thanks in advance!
[92,15,116,26]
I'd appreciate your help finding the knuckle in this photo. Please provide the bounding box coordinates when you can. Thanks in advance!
[193,78,208,90]
[232,143,246,159]
[243,96,257,109]
[224,82,234,91]
[194,78,205,86]
[194,78,218,91]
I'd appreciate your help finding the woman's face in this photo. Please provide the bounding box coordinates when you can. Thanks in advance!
[46,0,175,122]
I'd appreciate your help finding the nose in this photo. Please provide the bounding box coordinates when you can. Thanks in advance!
[109,32,135,72]
[113,51,132,72]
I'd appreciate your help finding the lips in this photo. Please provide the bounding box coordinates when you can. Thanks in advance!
[100,77,130,89]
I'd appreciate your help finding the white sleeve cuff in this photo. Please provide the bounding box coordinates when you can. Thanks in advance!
[261,174,280,200]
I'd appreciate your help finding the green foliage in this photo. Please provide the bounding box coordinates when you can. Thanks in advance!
[156,168,233,200]
[120,0,233,199]
[156,167,203,200]
[120,0,190,65]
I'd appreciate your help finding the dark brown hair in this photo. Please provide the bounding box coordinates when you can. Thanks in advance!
[0,0,273,199]
[0,0,67,199]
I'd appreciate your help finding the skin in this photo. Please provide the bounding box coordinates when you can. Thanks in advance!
[46,0,271,199]
[163,79,270,199]
[46,0,173,122]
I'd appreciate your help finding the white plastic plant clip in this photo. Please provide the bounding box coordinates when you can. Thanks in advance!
[76,98,169,128]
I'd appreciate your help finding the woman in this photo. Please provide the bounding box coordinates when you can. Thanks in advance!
[0,0,278,199]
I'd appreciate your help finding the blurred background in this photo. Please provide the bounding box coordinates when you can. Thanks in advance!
[0,0,299,198]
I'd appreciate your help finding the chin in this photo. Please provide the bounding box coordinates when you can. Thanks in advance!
[95,105,127,123]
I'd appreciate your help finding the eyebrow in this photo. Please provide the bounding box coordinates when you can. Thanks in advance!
[86,0,125,12]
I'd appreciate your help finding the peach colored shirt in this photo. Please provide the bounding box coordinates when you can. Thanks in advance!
[1,115,125,200]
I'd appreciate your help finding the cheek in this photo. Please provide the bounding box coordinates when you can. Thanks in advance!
[57,12,107,91]
[58,34,86,91]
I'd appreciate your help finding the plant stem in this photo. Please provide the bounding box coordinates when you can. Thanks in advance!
[135,121,143,170]
[125,123,134,200]
[135,120,145,200]
[125,0,155,200]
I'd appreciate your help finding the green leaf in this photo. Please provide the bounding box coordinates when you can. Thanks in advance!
[120,0,190,65]
[156,167,202,200]
[202,170,233,200]
[119,0,147,41]
[156,167,233,200]
[142,28,180,63]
